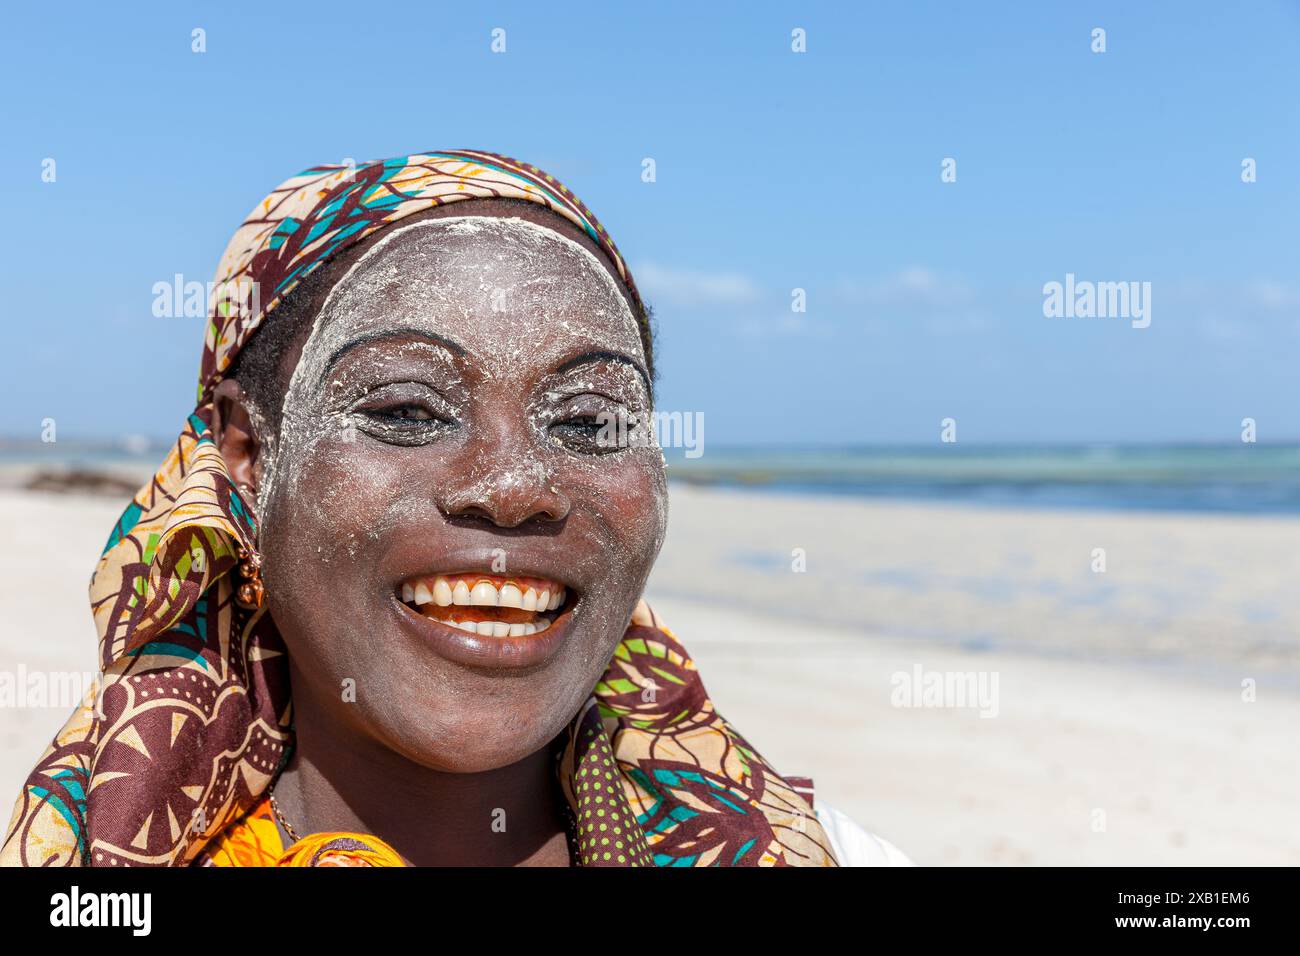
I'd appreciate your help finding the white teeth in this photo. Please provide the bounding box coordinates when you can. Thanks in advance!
[509,622,526,636]
[404,575,568,623]
[433,578,453,606]
[492,621,510,637]
[534,617,551,634]
[456,620,477,633]
[470,581,499,606]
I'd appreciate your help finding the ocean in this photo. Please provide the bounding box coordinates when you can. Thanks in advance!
[664,444,1300,515]
[4,440,1299,516]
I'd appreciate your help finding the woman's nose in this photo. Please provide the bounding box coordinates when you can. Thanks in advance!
[439,452,571,528]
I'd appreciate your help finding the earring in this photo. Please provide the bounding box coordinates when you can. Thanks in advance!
[234,482,265,611]
[235,545,265,610]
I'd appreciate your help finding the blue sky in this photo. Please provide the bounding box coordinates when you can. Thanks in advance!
[2,2,1298,445]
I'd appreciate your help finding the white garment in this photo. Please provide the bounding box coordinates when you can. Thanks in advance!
[815,802,914,866]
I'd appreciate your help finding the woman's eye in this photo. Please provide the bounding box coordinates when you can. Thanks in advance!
[558,414,603,432]
[550,409,633,454]
[351,390,456,446]
[374,402,437,422]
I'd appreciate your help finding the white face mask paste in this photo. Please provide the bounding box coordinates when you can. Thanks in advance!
[256,216,663,557]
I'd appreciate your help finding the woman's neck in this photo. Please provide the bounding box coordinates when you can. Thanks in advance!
[271,666,573,867]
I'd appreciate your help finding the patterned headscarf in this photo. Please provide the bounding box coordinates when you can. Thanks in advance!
[0,151,837,867]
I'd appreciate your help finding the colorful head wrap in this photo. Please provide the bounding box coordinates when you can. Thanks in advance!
[1,151,838,867]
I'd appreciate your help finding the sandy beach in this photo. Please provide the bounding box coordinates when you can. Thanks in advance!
[1,482,1297,865]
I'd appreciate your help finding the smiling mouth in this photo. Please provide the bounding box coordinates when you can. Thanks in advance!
[398,572,571,637]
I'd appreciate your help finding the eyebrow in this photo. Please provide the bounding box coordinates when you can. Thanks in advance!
[552,350,651,392]
[322,328,467,376]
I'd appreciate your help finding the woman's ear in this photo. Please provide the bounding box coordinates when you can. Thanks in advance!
[211,378,262,493]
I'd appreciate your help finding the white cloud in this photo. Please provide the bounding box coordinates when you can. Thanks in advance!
[828,266,977,312]
[1240,279,1300,312]
[633,261,763,308]
[1158,279,1300,343]
[635,262,1300,344]
[735,313,833,339]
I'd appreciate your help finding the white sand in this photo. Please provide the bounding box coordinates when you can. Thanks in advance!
[1,485,1296,865]
[651,596,1300,865]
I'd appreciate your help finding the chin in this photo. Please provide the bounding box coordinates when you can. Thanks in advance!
[357,673,585,772]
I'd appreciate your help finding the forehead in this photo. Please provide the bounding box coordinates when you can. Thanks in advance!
[305,215,645,373]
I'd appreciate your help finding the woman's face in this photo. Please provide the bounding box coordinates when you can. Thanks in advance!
[251,207,667,772]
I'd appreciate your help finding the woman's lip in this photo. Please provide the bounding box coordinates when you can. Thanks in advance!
[392,593,575,671]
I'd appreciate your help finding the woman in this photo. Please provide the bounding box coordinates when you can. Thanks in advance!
[1,151,903,867]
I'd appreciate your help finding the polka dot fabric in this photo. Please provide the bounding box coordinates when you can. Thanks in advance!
[563,696,652,866]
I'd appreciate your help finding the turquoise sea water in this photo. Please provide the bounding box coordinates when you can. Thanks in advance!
[665,444,1300,515]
